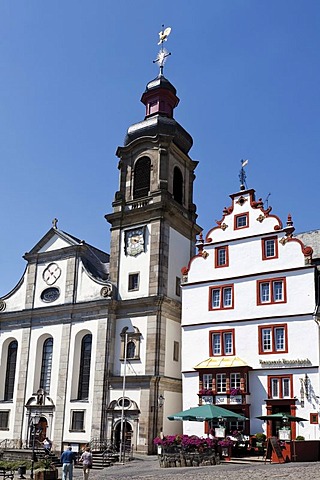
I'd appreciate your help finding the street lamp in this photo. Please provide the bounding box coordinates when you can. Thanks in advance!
[30,413,41,480]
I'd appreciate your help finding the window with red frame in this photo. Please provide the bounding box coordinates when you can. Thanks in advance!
[257,278,286,305]
[209,285,234,310]
[234,213,249,230]
[268,375,292,399]
[210,329,235,356]
[215,246,229,268]
[259,324,288,354]
[262,237,278,260]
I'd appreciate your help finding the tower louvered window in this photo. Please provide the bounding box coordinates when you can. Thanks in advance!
[173,166,183,204]
[133,157,151,199]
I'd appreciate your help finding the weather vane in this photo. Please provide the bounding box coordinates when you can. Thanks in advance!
[153,25,172,76]
[239,159,248,190]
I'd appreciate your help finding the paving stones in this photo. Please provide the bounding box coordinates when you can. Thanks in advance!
[69,456,320,480]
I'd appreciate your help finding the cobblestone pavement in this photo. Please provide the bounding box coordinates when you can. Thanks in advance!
[69,456,320,480]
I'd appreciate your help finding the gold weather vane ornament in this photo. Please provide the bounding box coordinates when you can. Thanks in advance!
[153,25,172,75]
[239,159,249,190]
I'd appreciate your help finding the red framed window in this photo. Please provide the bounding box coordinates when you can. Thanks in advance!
[209,284,234,310]
[234,212,249,230]
[268,375,292,399]
[310,413,319,425]
[258,324,288,354]
[262,236,278,260]
[215,246,229,268]
[210,329,235,356]
[257,277,286,305]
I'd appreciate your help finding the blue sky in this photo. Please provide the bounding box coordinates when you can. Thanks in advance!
[1,1,319,295]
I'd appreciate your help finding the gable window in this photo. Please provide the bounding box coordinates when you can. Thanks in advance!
[4,341,18,401]
[133,157,151,199]
[209,285,234,310]
[259,324,288,354]
[70,410,85,431]
[257,278,286,305]
[40,338,53,394]
[0,411,9,430]
[215,246,229,268]
[173,166,183,205]
[268,375,292,399]
[128,273,139,291]
[210,329,235,356]
[262,237,278,260]
[78,334,92,400]
[234,213,249,230]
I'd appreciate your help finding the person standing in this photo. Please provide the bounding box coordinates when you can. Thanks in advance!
[79,447,93,480]
[43,437,52,454]
[60,446,76,480]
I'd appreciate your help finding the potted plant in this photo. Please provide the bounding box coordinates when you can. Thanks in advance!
[218,438,234,461]
[34,456,58,480]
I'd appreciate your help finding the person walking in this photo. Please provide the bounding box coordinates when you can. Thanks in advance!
[60,446,76,480]
[79,447,93,480]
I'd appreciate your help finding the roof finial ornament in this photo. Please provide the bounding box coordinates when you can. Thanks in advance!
[239,159,248,191]
[52,218,58,229]
[153,25,172,76]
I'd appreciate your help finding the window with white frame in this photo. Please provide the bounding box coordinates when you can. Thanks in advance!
[259,324,287,354]
[216,373,227,393]
[268,375,292,399]
[203,373,213,390]
[234,213,249,230]
[230,372,241,390]
[209,285,234,310]
[257,278,286,305]
[215,246,229,268]
[262,237,278,260]
[211,330,235,356]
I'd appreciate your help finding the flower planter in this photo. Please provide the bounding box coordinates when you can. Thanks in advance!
[35,470,58,480]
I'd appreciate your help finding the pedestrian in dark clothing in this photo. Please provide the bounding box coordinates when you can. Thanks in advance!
[61,446,76,480]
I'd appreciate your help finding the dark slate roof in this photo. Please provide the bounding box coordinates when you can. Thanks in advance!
[124,115,193,154]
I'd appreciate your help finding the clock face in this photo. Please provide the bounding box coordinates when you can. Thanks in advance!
[43,263,61,285]
[126,229,144,257]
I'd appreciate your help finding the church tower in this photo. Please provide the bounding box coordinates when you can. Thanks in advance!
[105,29,201,453]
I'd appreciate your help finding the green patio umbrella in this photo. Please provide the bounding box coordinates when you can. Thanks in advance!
[256,412,307,422]
[168,404,248,422]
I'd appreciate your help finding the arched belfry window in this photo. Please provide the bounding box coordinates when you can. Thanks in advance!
[40,338,53,393]
[126,341,136,359]
[173,166,183,205]
[78,334,92,400]
[4,341,18,401]
[133,157,151,199]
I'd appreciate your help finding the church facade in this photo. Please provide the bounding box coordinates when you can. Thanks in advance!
[0,60,201,453]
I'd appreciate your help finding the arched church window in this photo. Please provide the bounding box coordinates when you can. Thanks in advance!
[126,341,136,359]
[173,166,183,205]
[40,338,53,394]
[133,157,151,199]
[78,334,92,400]
[4,341,18,401]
